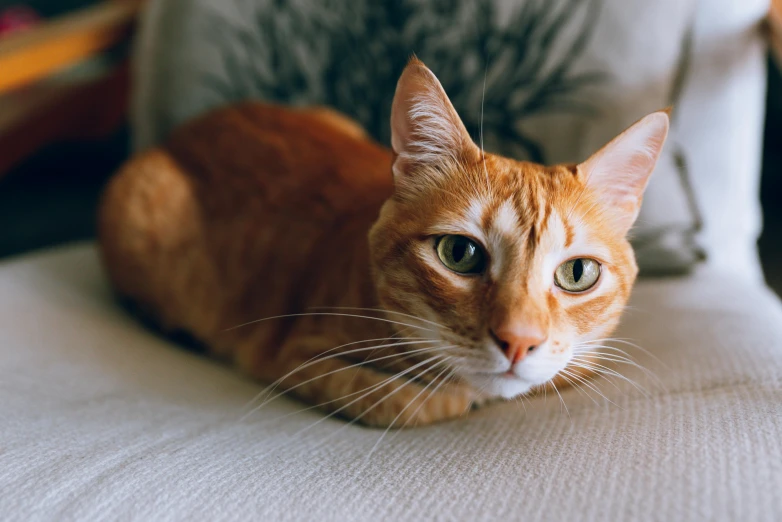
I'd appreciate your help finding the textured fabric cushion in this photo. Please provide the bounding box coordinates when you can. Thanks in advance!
[675,0,768,282]
[2,244,781,521]
[131,0,732,276]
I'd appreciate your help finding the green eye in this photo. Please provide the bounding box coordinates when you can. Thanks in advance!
[554,258,601,292]
[436,235,486,274]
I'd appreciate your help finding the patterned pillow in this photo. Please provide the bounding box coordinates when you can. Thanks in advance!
[133,0,703,275]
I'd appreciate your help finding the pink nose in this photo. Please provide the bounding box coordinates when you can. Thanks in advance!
[490,326,547,364]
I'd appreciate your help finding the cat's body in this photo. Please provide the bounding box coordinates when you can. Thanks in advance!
[100,59,668,428]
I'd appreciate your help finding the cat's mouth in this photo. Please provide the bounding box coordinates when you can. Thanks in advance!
[474,370,522,381]
[464,370,536,399]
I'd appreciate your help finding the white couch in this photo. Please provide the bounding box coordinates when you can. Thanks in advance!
[3,0,782,519]
[1,244,781,521]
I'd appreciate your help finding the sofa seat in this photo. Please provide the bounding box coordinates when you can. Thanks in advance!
[1,244,781,521]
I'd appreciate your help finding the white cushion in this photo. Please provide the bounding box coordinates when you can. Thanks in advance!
[2,244,781,520]
[675,0,769,282]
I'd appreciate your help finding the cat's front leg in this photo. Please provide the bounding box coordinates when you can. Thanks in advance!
[262,337,476,429]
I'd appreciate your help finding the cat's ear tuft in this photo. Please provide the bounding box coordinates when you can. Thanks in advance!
[390,58,481,192]
[578,110,670,233]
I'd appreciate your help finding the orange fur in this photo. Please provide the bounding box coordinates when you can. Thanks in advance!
[99,59,668,428]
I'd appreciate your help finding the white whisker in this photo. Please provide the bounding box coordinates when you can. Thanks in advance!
[550,380,571,419]
[241,342,452,420]
[573,350,657,377]
[309,306,450,332]
[572,349,665,391]
[292,353,452,438]
[263,356,450,425]
[566,360,624,393]
[346,352,456,429]
[225,312,433,333]
[241,336,408,412]
[567,360,651,398]
[395,366,459,434]
[480,61,490,192]
[366,362,455,459]
[560,369,621,408]
[579,337,667,368]
[557,371,600,406]
[242,337,435,413]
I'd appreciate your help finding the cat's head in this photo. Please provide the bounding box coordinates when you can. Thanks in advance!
[368,58,668,399]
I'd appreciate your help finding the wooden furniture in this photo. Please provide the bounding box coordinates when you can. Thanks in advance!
[0,0,144,178]
[770,0,782,65]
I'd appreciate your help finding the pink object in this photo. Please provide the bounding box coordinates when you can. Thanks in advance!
[0,5,40,37]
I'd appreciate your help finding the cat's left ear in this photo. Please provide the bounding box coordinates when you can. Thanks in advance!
[578,110,670,233]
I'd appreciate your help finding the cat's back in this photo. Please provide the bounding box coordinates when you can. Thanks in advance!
[164,102,393,219]
[98,103,392,340]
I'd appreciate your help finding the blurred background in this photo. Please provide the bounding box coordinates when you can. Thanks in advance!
[0,0,780,293]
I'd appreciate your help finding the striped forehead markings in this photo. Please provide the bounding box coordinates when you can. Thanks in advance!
[563,216,575,248]
[455,191,574,273]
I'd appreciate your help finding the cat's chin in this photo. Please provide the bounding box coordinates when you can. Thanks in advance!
[465,373,536,400]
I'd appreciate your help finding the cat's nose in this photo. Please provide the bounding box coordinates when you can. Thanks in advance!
[490,326,547,364]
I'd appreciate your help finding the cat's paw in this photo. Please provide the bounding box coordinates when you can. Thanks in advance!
[353,380,476,429]
[265,343,479,429]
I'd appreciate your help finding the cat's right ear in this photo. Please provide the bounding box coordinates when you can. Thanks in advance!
[390,57,481,194]
[577,110,670,233]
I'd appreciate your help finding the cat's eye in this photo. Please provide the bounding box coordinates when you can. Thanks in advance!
[554,258,601,293]
[436,235,486,275]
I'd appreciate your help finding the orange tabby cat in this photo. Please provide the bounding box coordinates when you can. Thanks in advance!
[99,58,668,428]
